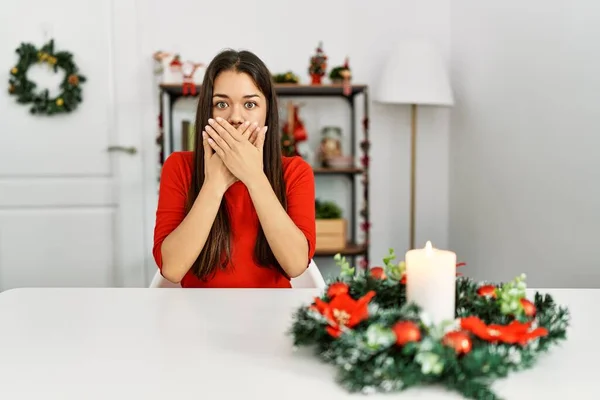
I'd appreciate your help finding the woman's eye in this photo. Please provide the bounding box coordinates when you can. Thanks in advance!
[215,102,227,109]
[245,102,256,110]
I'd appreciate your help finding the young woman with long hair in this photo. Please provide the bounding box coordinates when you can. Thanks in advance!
[153,49,316,288]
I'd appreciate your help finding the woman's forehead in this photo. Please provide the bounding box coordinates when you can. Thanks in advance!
[213,70,263,98]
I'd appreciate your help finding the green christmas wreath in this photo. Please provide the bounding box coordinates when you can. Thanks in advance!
[288,250,570,400]
[8,39,86,115]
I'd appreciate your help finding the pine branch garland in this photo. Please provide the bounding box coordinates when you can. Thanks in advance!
[288,250,570,400]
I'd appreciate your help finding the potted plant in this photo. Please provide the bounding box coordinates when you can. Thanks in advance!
[315,199,346,251]
[329,58,351,84]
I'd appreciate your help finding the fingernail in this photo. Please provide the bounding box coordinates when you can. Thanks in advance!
[208,118,214,124]
[205,125,210,131]
[202,131,207,139]
[244,121,250,126]
[215,117,223,122]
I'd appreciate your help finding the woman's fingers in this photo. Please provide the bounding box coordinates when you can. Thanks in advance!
[202,131,213,162]
[208,118,242,146]
[206,136,225,158]
[248,124,261,145]
[205,124,231,151]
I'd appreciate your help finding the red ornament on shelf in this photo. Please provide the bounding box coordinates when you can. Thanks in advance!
[443,331,473,355]
[392,321,421,346]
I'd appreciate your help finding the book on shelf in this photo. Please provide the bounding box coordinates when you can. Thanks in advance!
[181,120,195,151]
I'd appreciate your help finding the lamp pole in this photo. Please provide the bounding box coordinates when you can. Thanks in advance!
[409,104,417,250]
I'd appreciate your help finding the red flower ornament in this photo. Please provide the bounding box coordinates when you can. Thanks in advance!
[310,291,376,338]
[460,316,548,345]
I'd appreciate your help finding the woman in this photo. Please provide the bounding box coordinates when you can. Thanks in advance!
[153,49,316,288]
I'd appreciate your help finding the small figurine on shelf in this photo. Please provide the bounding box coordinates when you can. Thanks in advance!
[318,126,353,168]
[329,57,352,95]
[169,55,183,75]
[153,51,170,75]
[319,126,342,166]
[153,51,178,84]
[281,102,308,157]
[281,130,296,157]
[181,61,205,96]
[152,51,205,88]
[308,42,327,85]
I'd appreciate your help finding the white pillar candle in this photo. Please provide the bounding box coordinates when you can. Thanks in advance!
[405,241,456,326]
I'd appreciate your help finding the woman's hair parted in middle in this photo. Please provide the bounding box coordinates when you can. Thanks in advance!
[186,49,287,280]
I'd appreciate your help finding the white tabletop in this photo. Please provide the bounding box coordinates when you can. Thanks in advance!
[0,287,597,399]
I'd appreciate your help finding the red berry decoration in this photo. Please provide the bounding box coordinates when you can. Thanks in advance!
[327,282,349,298]
[477,285,497,298]
[370,267,386,280]
[442,331,473,355]
[520,298,536,317]
[392,321,421,346]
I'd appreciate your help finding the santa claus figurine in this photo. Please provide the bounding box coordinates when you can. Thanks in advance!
[180,61,205,96]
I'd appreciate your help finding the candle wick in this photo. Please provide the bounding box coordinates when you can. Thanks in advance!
[425,241,433,255]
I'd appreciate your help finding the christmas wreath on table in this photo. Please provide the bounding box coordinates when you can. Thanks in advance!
[288,249,570,400]
[8,39,86,115]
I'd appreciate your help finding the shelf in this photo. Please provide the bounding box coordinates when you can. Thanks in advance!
[314,243,368,257]
[159,83,367,98]
[313,167,364,175]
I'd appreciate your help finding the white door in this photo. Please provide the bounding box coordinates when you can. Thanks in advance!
[0,0,149,290]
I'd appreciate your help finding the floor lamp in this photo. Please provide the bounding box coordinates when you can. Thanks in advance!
[374,39,454,250]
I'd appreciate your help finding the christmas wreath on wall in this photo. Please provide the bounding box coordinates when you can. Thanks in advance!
[8,39,86,115]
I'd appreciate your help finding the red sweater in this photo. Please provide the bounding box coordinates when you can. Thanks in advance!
[153,151,316,288]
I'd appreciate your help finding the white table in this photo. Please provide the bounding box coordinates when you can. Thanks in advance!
[0,287,597,399]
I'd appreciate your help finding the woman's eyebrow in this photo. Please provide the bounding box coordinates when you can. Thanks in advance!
[213,93,260,99]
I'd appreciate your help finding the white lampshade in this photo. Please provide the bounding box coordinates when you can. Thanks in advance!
[374,39,454,106]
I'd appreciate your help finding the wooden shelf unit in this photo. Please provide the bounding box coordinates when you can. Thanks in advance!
[158,83,371,267]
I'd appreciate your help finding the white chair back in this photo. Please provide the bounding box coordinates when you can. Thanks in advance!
[149,270,181,288]
[149,259,325,289]
[290,259,326,289]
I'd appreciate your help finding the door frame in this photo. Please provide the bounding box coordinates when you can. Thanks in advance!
[109,0,154,287]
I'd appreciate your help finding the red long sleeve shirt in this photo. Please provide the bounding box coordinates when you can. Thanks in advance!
[153,151,316,288]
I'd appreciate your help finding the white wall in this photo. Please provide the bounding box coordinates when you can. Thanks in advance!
[137,0,452,277]
[450,1,600,287]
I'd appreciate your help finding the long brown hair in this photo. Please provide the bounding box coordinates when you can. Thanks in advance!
[186,49,287,280]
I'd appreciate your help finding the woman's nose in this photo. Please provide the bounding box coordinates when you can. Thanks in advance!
[228,105,244,127]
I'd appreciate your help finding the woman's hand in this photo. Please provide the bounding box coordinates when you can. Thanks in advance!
[202,121,262,194]
[205,117,268,186]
